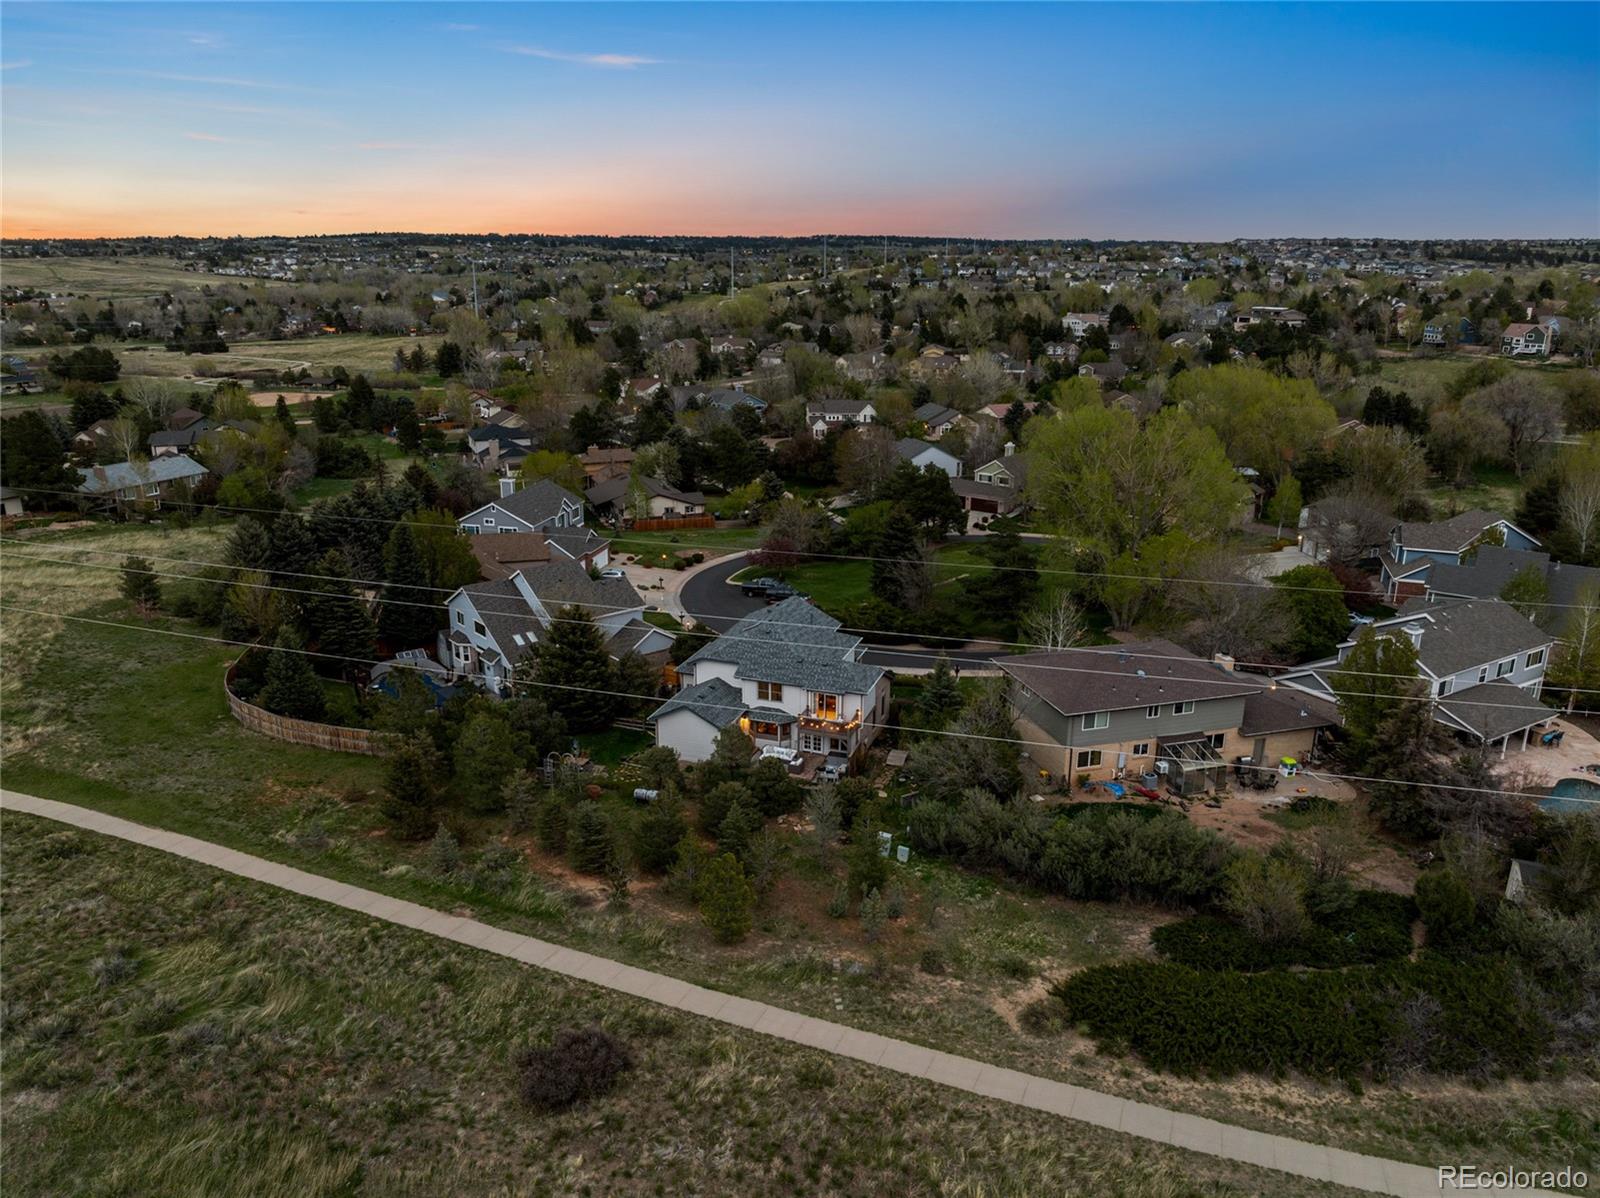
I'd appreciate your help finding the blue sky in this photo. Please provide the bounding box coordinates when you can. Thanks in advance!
[3,2,1597,238]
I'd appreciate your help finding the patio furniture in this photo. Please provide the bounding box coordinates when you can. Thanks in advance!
[1540,729,1565,748]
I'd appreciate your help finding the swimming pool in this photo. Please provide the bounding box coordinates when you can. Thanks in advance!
[1542,777,1600,816]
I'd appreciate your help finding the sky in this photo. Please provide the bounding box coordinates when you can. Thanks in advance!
[2,2,1597,240]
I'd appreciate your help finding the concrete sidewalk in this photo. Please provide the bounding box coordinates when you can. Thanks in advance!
[0,789,1555,1198]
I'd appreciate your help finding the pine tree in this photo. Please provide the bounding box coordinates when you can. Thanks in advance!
[634,795,688,874]
[301,549,376,674]
[698,853,755,943]
[378,522,439,649]
[534,792,571,854]
[0,411,75,501]
[918,655,964,728]
[382,737,442,840]
[532,605,618,731]
[698,780,751,836]
[567,801,613,875]
[870,511,924,609]
[119,555,161,612]
[452,712,522,814]
[274,395,296,435]
[267,513,318,582]
[345,374,377,429]
[225,516,274,571]
[716,797,762,864]
[256,628,326,721]
[701,725,755,788]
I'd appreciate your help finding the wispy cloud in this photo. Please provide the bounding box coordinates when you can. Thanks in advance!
[185,32,227,49]
[183,131,232,143]
[117,69,318,92]
[502,44,660,69]
[2,60,33,71]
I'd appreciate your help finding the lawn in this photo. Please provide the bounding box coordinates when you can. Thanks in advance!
[1,255,276,298]
[3,524,1592,1176]
[611,525,763,557]
[3,810,1324,1198]
[111,334,443,382]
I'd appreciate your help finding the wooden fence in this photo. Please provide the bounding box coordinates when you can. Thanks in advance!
[628,514,716,532]
[225,660,394,756]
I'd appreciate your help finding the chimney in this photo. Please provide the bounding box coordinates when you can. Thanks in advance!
[499,476,516,499]
[1212,653,1235,672]
[1003,440,1016,457]
[1400,622,1425,648]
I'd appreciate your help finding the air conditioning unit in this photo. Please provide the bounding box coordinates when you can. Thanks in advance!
[1155,760,1170,775]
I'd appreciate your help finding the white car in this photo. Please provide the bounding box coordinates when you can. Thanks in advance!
[759,744,802,770]
[599,568,626,579]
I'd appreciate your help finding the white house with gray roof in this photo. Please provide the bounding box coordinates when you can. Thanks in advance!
[457,478,585,537]
[439,560,671,696]
[648,597,890,767]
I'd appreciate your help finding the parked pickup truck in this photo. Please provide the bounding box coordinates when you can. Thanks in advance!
[740,576,783,597]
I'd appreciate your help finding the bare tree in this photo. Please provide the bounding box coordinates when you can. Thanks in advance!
[1465,375,1561,476]
[1305,486,1395,566]
[835,425,898,498]
[1558,438,1600,556]
[1019,590,1088,650]
[1171,551,1291,660]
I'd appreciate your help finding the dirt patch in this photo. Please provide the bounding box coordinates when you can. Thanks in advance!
[250,391,328,407]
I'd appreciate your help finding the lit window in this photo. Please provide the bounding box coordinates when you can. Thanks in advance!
[758,681,784,702]
[815,693,839,718]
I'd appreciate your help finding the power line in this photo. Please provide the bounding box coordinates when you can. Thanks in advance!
[2,601,1592,806]
[18,484,1595,610]
[8,541,1591,702]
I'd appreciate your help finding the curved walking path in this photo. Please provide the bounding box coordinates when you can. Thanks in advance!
[0,790,1553,1198]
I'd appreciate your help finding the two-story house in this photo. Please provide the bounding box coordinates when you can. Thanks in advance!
[1425,544,1600,637]
[804,398,877,440]
[1502,323,1551,357]
[913,402,968,439]
[647,598,890,768]
[1379,510,1540,601]
[952,445,1026,516]
[1277,598,1554,752]
[1062,312,1107,337]
[1001,640,1336,794]
[466,529,610,580]
[464,425,534,474]
[457,478,585,536]
[439,561,671,696]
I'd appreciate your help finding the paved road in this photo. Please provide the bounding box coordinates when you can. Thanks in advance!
[678,552,1009,672]
[3,788,1530,1198]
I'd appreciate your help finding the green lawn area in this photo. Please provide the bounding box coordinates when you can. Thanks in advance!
[578,727,653,767]
[4,811,1321,1198]
[611,525,763,557]
[0,388,72,413]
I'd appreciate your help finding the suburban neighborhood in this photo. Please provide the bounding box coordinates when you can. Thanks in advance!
[1,3,1598,1196]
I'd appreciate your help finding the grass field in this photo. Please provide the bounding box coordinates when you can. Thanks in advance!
[610,525,764,557]
[4,810,1342,1198]
[112,334,443,382]
[1336,352,1568,416]
[2,255,283,298]
[3,523,1594,1178]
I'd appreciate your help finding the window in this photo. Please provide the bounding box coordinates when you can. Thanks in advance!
[1526,648,1546,669]
[757,681,783,702]
[801,732,824,753]
[1081,711,1109,731]
[145,483,161,497]
[1075,749,1103,769]
[473,620,486,637]
[830,737,848,753]
[1478,667,1489,683]
[1131,742,1150,757]
[1145,706,1160,719]
[1208,732,1226,749]
[815,692,839,719]
[483,517,496,526]
[1495,658,1515,678]
[749,720,780,737]
[463,525,479,535]
[1172,701,1195,716]
[455,611,464,625]
[1438,678,1453,697]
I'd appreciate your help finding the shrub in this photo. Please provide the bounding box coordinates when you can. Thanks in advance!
[634,797,688,874]
[918,945,947,975]
[566,802,613,875]
[534,793,570,855]
[826,880,850,918]
[1055,956,1551,1080]
[517,1027,633,1111]
[1415,867,1477,947]
[1153,892,1415,971]
[698,781,751,836]
[666,833,712,901]
[716,797,762,863]
[846,825,890,899]
[427,826,462,877]
[699,853,756,943]
[859,887,887,942]
[89,950,138,990]
[1221,853,1310,944]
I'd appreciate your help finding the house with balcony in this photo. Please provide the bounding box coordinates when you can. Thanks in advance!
[439,560,670,697]
[1000,640,1336,794]
[1502,323,1552,357]
[1378,510,1539,601]
[1277,598,1555,753]
[647,597,890,768]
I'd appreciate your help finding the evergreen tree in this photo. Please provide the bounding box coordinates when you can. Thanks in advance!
[267,513,318,582]
[301,549,376,673]
[746,756,804,817]
[534,792,571,854]
[634,794,689,874]
[344,374,377,429]
[119,555,161,612]
[393,399,422,453]
[69,387,119,432]
[256,628,326,721]
[0,411,75,502]
[1329,627,1422,752]
[698,853,755,943]
[566,802,613,875]
[701,726,755,788]
[917,655,964,728]
[378,522,440,649]
[381,737,443,840]
[274,395,296,435]
[226,516,274,571]
[532,604,618,731]
[401,461,439,507]
[453,712,522,813]
[698,780,751,836]
[716,797,762,864]
[870,511,925,609]
[434,341,464,378]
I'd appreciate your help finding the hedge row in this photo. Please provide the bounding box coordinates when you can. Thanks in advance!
[1055,956,1551,1080]
[1153,892,1416,971]
[905,795,1234,907]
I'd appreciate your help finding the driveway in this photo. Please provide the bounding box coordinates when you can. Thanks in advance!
[678,553,1009,673]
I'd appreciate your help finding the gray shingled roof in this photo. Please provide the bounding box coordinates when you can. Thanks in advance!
[486,479,582,527]
[1388,598,1552,678]
[1240,688,1341,736]
[517,559,642,616]
[585,475,703,510]
[683,597,884,695]
[646,677,746,728]
[1427,546,1600,637]
[999,639,1262,717]
[1435,681,1554,742]
[76,455,208,495]
[1395,509,1526,553]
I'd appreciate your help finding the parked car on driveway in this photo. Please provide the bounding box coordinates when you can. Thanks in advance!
[762,581,798,602]
[740,576,782,597]
[599,568,626,580]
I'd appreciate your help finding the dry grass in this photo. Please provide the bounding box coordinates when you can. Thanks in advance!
[116,334,443,381]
